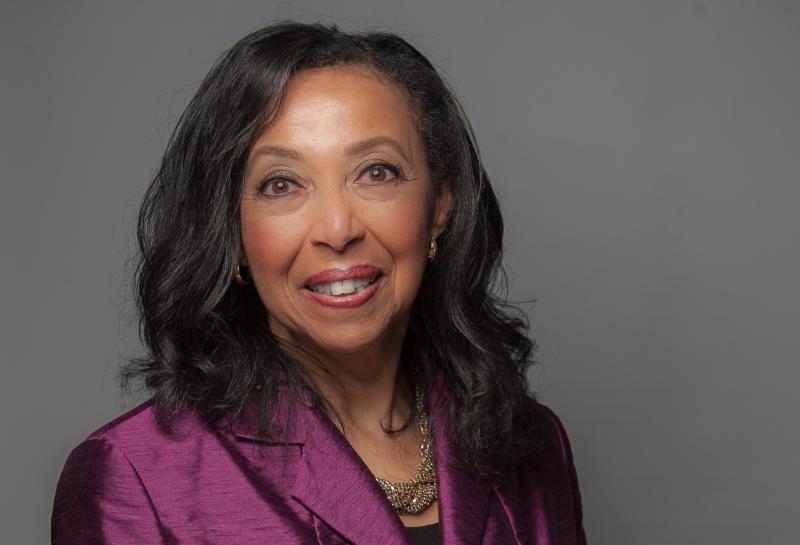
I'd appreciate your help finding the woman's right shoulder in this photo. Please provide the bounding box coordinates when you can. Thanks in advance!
[59,398,219,477]
[81,398,191,444]
[53,399,240,542]
[52,399,207,544]
[82,398,159,441]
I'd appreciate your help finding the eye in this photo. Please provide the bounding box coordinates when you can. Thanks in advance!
[258,177,301,198]
[357,162,402,185]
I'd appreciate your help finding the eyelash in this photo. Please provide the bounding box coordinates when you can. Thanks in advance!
[256,160,404,199]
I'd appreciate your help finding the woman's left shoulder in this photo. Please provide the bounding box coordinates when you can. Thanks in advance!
[530,401,577,452]
[522,400,581,467]
[497,400,588,544]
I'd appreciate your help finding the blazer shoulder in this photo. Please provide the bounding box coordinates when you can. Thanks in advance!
[524,400,580,467]
[81,398,213,451]
[526,401,588,543]
[83,398,157,441]
[531,402,571,448]
[52,431,168,544]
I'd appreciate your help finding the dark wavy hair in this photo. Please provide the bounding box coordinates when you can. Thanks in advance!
[121,20,543,480]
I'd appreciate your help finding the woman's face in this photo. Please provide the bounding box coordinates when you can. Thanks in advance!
[240,65,451,360]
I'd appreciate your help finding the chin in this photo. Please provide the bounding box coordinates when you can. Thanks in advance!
[269,315,400,360]
[310,331,383,356]
[323,317,401,351]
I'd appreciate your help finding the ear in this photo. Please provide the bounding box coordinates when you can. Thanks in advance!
[431,182,453,238]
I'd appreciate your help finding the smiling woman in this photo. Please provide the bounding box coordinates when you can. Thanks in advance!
[51,21,587,545]
[239,65,449,369]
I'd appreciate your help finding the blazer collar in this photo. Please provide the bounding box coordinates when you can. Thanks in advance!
[230,354,494,545]
[229,384,309,445]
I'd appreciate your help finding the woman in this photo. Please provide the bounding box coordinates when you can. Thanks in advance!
[51,21,587,545]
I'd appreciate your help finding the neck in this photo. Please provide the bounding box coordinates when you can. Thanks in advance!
[274,322,415,436]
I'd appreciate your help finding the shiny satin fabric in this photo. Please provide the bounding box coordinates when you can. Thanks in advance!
[51,363,587,545]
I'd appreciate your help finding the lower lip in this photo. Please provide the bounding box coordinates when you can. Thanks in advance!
[304,275,384,309]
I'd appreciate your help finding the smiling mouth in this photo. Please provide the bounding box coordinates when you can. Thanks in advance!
[305,272,383,297]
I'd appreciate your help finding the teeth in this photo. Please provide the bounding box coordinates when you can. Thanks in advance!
[310,276,375,296]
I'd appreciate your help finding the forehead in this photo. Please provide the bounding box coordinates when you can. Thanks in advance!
[251,64,421,155]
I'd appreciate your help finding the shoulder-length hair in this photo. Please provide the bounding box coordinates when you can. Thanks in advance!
[122,20,543,480]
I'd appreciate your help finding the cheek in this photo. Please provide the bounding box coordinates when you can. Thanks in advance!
[366,197,432,289]
[240,215,304,286]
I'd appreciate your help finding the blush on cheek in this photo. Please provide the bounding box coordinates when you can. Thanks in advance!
[370,199,431,247]
[240,216,305,296]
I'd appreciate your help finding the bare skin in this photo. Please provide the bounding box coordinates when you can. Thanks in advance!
[239,64,452,527]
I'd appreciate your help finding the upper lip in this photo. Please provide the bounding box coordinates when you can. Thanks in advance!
[304,264,382,287]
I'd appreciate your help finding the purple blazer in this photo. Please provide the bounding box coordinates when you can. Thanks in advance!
[52,365,587,544]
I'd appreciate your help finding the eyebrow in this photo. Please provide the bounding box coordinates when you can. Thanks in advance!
[344,136,410,161]
[250,136,410,162]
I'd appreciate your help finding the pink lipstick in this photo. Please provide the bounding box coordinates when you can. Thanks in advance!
[304,264,381,286]
[303,264,384,309]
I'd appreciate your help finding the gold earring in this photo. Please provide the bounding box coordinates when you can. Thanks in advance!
[233,262,251,286]
[427,236,438,261]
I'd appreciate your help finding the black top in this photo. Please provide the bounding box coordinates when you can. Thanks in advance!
[405,522,441,545]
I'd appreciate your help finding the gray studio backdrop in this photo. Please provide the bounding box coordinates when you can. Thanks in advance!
[2,1,798,543]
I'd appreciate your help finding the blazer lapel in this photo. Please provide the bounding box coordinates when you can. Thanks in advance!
[230,386,411,544]
[229,361,501,545]
[289,400,414,545]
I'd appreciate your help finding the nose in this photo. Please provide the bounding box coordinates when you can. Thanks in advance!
[309,185,365,252]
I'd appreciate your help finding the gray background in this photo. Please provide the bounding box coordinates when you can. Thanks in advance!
[2,1,798,543]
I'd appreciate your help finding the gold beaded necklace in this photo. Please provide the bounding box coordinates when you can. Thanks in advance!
[373,381,438,514]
